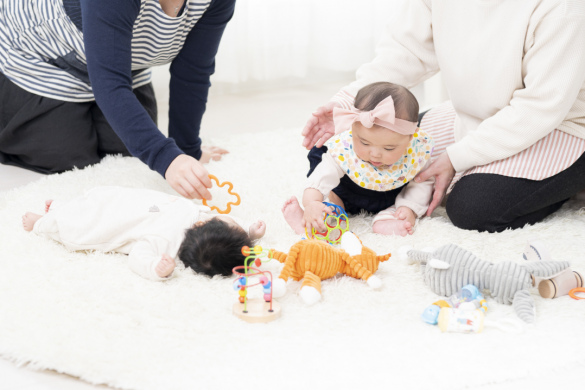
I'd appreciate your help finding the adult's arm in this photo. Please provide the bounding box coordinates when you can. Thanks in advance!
[168,0,236,160]
[81,0,183,177]
[446,4,585,172]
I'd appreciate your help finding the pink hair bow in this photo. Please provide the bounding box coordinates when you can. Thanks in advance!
[333,95,417,135]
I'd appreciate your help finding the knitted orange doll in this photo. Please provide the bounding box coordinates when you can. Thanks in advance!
[269,232,391,305]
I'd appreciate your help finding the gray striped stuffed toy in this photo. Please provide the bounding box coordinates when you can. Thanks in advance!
[404,244,572,323]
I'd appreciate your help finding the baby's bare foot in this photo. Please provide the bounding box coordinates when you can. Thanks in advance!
[22,212,42,232]
[373,219,414,237]
[282,196,305,234]
[155,254,176,278]
[45,200,53,213]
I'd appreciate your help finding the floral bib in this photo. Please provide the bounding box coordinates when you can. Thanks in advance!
[325,129,434,192]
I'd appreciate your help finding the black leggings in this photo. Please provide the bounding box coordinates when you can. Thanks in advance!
[0,71,157,174]
[417,110,585,232]
[446,153,585,233]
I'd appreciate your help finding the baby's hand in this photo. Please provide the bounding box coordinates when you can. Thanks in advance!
[303,201,333,234]
[249,220,266,240]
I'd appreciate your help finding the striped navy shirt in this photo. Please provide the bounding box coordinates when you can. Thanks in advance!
[0,0,235,176]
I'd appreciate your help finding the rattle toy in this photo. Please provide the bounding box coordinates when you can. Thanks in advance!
[269,232,390,305]
[402,244,575,323]
[232,245,281,323]
[421,284,488,326]
[202,175,241,214]
[305,202,349,244]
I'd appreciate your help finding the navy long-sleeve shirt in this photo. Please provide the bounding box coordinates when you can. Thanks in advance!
[79,0,235,176]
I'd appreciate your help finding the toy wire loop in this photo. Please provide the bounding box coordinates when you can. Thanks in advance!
[232,245,276,313]
[202,175,241,214]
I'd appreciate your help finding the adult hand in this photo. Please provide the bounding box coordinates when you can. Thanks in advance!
[165,154,213,200]
[200,145,229,163]
[414,153,456,216]
[301,101,340,150]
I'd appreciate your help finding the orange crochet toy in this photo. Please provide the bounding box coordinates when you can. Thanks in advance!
[269,233,391,305]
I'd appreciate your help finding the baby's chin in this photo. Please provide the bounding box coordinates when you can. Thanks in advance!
[368,161,390,168]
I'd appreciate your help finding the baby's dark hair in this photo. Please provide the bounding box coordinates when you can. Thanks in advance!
[354,82,419,123]
[178,218,252,277]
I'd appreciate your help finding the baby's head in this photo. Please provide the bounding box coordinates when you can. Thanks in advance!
[178,215,252,277]
[348,82,419,167]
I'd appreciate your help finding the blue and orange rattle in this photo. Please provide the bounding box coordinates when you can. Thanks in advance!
[202,175,241,214]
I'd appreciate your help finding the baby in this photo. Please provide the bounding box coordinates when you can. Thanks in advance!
[22,186,266,281]
[283,82,434,236]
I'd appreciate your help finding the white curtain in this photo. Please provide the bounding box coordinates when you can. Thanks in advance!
[210,0,447,106]
[154,0,447,107]
[213,0,400,86]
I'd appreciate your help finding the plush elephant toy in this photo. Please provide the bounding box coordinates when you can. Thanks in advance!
[403,244,572,323]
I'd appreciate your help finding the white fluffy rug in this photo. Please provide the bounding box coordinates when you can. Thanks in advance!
[1,128,585,390]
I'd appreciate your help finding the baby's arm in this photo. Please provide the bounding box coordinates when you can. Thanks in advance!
[248,220,266,240]
[394,160,435,218]
[128,240,176,281]
[303,154,344,232]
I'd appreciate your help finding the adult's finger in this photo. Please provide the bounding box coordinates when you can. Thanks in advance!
[426,178,448,216]
[208,146,229,154]
[301,113,319,137]
[182,168,211,200]
[302,124,325,150]
[414,164,435,183]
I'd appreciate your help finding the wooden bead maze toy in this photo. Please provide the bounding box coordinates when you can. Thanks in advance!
[232,245,281,323]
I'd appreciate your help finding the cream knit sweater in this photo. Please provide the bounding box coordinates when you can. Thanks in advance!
[334,0,585,172]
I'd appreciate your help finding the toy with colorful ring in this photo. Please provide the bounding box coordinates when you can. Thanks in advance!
[305,202,349,244]
[202,175,241,214]
[232,245,281,323]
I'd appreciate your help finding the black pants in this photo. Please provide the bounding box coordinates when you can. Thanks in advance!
[0,71,157,174]
[418,110,585,233]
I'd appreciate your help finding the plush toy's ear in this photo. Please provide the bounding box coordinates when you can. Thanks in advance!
[340,232,362,256]
[428,259,451,269]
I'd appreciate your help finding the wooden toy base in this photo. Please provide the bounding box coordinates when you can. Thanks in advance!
[233,299,281,323]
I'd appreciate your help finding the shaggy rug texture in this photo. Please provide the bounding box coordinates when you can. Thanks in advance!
[1,128,585,390]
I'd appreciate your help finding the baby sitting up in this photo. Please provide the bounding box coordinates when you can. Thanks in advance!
[22,186,265,281]
[283,81,434,236]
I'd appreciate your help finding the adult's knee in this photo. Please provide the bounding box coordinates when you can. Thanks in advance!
[445,177,503,233]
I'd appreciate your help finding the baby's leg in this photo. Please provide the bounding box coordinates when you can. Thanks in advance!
[282,196,306,234]
[22,212,42,232]
[372,206,416,237]
[155,254,176,278]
